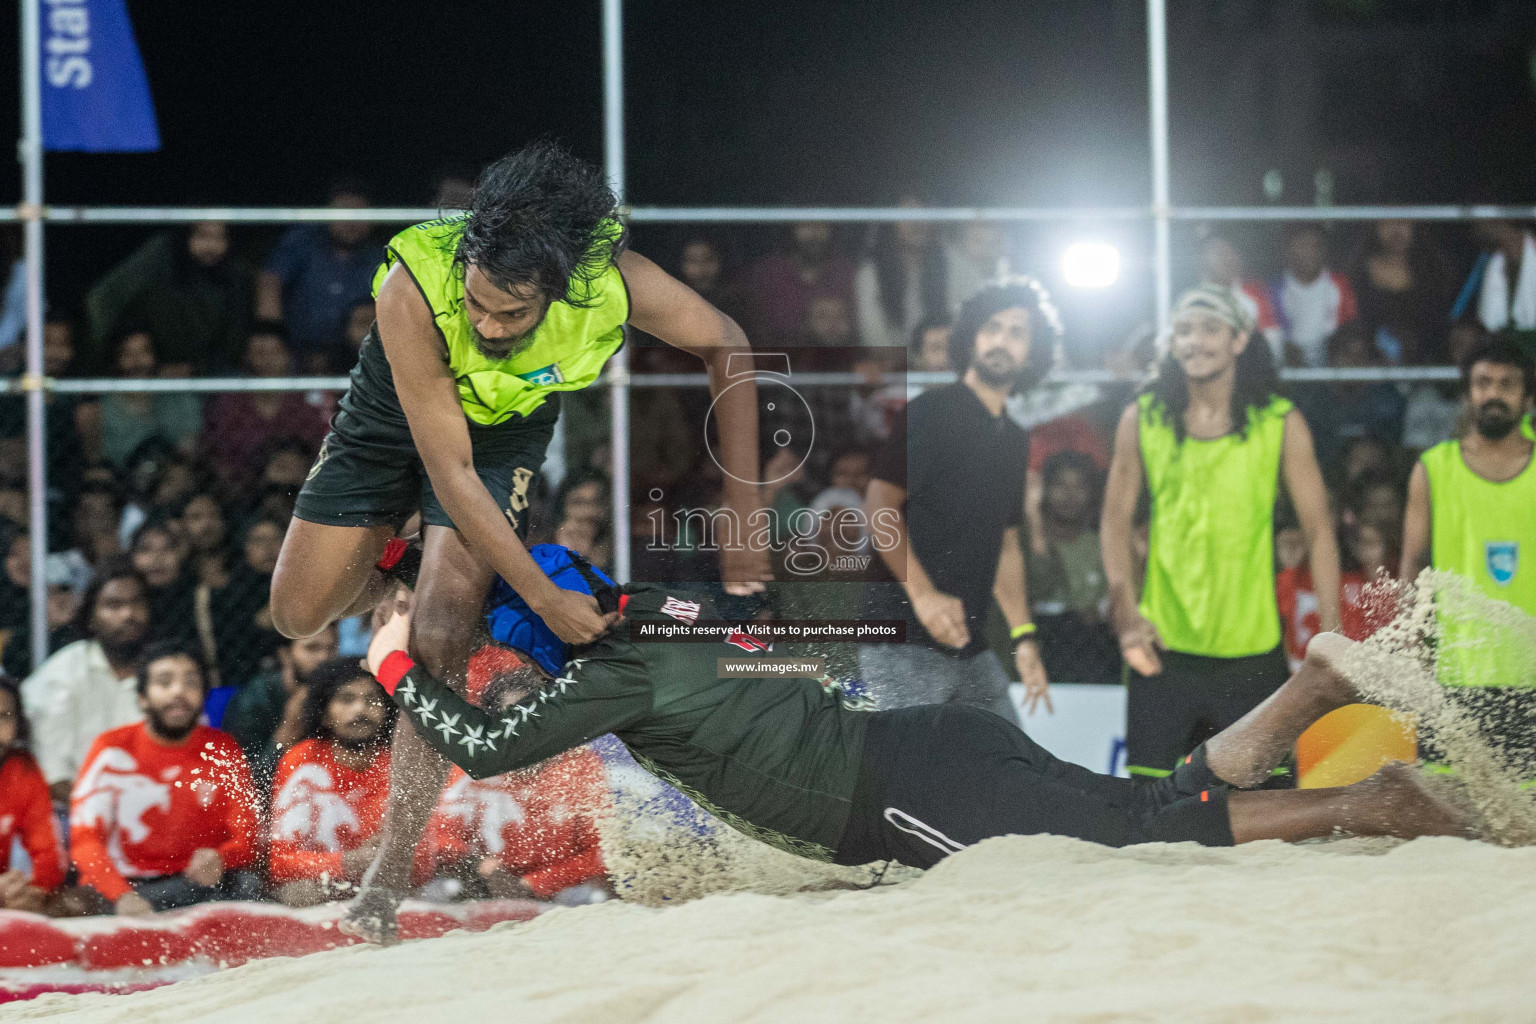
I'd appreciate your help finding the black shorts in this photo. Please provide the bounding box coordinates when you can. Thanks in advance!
[293,395,557,535]
[1421,686,1536,777]
[1125,646,1289,781]
[834,705,1233,870]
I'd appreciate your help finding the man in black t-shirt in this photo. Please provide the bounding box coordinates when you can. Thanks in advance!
[860,282,1058,724]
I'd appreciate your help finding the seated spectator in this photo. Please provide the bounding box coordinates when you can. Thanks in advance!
[428,671,608,901]
[910,318,953,373]
[1298,324,1407,467]
[256,179,378,370]
[1403,321,1486,451]
[1277,520,1398,671]
[804,295,856,348]
[944,221,1007,312]
[1195,226,1280,359]
[0,532,82,678]
[1348,219,1452,365]
[0,675,66,912]
[268,658,401,907]
[21,566,151,801]
[1337,435,1399,492]
[1343,468,1406,543]
[70,642,260,915]
[1024,451,1119,684]
[76,327,202,471]
[1024,412,1111,557]
[85,220,252,376]
[254,438,319,526]
[68,482,125,569]
[206,516,286,689]
[0,314,90,540]
[1271,223,1357,366]
[675,234,743,326]
[735,221,856,347]
[1453,219,1536,333]
[174,491,231,588]
[129,518,197,644]
[200,323,328,496]
[338,297,375,371]
[855,202,949,349]
[222,624,340,792]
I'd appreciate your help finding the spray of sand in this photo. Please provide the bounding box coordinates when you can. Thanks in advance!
[1341,568,1536,845]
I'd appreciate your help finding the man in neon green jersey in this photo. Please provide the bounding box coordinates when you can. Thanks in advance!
[1102,286,1340,783]
[269,142,770,939]
[1401,339,1536,766]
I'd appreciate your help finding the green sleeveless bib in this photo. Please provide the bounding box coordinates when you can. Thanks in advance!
[373,216,629,426]
[1137,392,1291,658]
[1421,439,1536,688]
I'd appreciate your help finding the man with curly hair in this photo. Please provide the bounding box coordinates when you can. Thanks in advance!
[270,141,770,939]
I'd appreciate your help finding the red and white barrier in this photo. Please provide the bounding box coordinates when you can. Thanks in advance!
[0,899,543,1003]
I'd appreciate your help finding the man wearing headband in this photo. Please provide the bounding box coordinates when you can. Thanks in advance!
[353,544,1465,940]
[1101,286,1339,785]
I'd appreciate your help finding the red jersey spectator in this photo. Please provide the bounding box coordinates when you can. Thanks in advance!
[0,676,65,910]
[1271,223,1358,367]
[69,643,260,915]
[269,658,434,906]
[1277,520,1398,670]
[427,666,608,899]
[199,322,329,496]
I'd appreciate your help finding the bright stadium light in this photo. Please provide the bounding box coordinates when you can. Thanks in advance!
[1061,241,1121,289]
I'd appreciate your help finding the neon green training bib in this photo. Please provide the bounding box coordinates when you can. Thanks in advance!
[1137,392,1291,658]
[373,216,629,426]
[1421,439,1536,688]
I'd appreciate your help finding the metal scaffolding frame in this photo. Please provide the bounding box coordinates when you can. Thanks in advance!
[10,0,1502,666]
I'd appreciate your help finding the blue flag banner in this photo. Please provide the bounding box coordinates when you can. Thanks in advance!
[40,0,160,152]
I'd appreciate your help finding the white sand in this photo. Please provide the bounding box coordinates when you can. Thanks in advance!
[8,834,1535,1024]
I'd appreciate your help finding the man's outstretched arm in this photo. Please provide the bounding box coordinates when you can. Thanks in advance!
[367,611,649,779]
[618,251,771,594]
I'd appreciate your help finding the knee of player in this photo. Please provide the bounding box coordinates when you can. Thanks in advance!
[269,599,330,641]
[406,610,480,675]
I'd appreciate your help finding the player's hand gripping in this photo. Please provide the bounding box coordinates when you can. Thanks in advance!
[1015,640,1053,715]
[366,606,412,678]
[910,589,970,650]
[536,588,619,645]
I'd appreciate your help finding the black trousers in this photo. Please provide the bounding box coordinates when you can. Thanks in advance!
[835,705,1234,870]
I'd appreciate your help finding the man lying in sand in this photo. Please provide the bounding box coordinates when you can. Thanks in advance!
[350,544,1470,939]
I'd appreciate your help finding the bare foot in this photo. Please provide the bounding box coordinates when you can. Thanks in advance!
[338,884,405,945]
[1349,762,1477,840]
[1302,632,1362,709]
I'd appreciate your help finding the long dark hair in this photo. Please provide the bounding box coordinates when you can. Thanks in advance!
[870,224,947,334]
[297,657,397,743]
[1142,332,1280,443]
[456,140,627,308]
[72,561,147,638]
[948,282,1059,393]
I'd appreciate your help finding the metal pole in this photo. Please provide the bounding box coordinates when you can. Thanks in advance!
[603,0,632,584]
[20,0,49,670]
[1148,0,1171,336]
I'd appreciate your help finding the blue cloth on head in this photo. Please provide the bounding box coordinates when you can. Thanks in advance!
[484,545,616,676]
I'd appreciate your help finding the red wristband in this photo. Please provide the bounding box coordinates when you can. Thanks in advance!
[376,651,415,695]
[376,537,408,572]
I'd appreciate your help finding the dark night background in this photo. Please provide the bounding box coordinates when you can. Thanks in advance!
[3,0,1536,334]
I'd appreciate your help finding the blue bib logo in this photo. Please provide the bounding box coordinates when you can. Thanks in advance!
[517,364,565,387]
[1486,541,1518,586]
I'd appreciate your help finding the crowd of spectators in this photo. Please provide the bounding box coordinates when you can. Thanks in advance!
[0,192,1530,920]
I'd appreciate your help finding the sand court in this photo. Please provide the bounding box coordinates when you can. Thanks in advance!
[8,832,1534,1024]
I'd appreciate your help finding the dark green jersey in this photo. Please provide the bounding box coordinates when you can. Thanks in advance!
[381,586,872,862]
